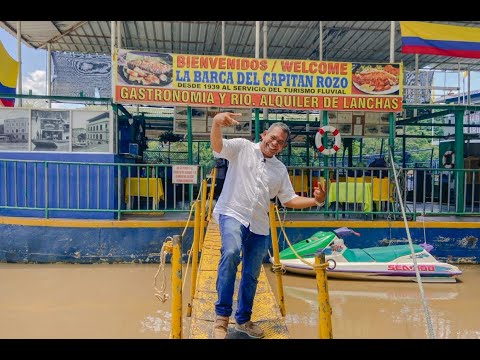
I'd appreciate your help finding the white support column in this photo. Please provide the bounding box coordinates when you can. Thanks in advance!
[319,21,323,61]
[390,21,395,62]
[221,21,225,55]
[111,21,116,55]
[16,21,22,107]
[414,54,419,116]
[255,21,260,59]
[47,43,52,108]
[467,67,471,141]
[262,21,267,59]
[467,67,471,104]
[111,21,116,102]
[117,21,122,49]
[457,62,461,105]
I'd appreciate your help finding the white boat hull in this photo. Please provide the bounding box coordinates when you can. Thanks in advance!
[272,255,462,283]
[272,228,462,283]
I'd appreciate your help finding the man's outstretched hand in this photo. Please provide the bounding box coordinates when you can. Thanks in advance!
[213,112,241,127]
[313,179,327,204]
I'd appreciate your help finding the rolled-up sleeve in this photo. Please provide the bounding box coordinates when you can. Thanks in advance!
[276,169,299,205]
[213,138,245,162]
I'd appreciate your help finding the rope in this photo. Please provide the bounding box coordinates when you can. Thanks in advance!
[273,205,317,269]
[153,239,171,303]
[271,262,286,274]
[269,205,288,274]
[388,148,436,339]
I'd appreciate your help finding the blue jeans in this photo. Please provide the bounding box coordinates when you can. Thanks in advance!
[215,214,269,324]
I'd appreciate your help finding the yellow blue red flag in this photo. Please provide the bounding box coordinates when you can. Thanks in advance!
[0,40,19,107]
[400,21,480,59]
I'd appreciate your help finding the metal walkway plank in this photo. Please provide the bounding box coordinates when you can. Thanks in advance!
[188,222,290,339]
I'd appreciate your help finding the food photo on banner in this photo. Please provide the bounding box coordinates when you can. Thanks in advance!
[117,49,173,87]
[351,63,400,95]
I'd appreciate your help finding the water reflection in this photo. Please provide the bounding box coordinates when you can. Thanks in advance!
[0,263,478,339]
[140,310,171,334]
[267,264,480,339]
[284,283,459,303]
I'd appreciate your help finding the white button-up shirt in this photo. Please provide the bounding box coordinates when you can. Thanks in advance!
[212,138,298,235]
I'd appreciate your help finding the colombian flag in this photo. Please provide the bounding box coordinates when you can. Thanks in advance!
[400,21,480,59]
[0,40,19,107]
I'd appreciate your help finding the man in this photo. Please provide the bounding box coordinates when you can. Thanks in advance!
[213,157,228,200]
[210,112,326,339]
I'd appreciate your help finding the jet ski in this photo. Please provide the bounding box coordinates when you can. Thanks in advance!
[270,227,462,283]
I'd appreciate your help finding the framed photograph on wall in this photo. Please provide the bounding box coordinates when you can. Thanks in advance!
[219,108,251,136]
[364,124,382,137]
[0,108,29,152]
[337,111,353,123]
[174,106,208,134]
[365,112,381,124]
[326,111,338,125]
[72,110,112,152]
[31,109,70,152]
[175,106,252,138]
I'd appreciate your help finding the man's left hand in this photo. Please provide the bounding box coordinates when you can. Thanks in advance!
[313,181,326,204]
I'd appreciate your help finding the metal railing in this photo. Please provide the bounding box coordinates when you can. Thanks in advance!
[1,159,478,219]
[284,165,480,219]
[0,159,207,219]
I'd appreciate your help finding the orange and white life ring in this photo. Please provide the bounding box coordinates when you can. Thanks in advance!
[315,125,341,156]
[442,150,455,169]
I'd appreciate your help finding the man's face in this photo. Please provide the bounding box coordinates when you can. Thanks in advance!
[260,127,288,158]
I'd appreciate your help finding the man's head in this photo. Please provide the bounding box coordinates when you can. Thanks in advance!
[260,122,290,158]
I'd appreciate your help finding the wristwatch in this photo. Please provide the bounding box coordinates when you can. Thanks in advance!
[314,199,325,207]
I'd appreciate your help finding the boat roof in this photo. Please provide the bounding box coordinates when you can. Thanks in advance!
[2,21,480,72]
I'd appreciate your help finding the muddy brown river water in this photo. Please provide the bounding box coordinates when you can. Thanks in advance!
[0,263,478,339]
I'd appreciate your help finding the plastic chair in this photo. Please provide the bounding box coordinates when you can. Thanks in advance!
[289,173,309,196]
[372,178,395,211]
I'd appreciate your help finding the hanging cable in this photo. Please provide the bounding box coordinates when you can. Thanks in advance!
[420,211,433,252]
[388,148,436,339]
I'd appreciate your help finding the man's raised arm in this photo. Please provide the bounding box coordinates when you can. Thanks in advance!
[210,112,241,153]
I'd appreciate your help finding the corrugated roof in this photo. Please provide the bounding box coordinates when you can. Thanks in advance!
[2,20,480,71]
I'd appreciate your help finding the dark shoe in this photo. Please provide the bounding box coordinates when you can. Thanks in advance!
[234,320,265,338]
[214,315,229,339]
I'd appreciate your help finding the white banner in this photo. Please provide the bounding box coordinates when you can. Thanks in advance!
[52,52,112,98]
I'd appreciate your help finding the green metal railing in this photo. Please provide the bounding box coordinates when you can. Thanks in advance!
[0,159,207,219]
[0,159,478,219]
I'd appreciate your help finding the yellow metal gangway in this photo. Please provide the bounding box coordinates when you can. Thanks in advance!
[188,221,290,339]
[164,171,331,339]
